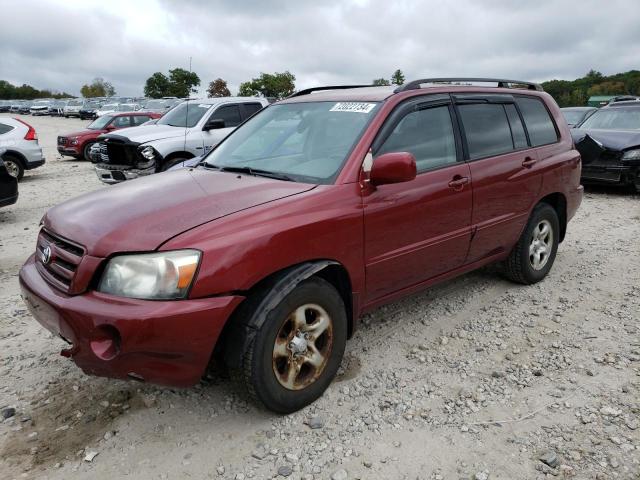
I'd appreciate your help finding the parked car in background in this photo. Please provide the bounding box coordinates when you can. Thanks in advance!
[58,111,162,161]
[608,95,640,105]
[95,103,119,117]
[64,99,84,118]
[0,117,45,180]
[79,101,102,120]
[572,100,640,191]
[48,100,67,116]
[116,103,142,112]
[92,97,268,183]
[18,101,33,114]
[0,101,11,113]
[21,79,583,413]
[30,100,52,116]
[142,98,181,114]
[0,148,19,207]
[561,106,597,128]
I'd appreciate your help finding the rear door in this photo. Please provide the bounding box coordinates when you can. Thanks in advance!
[363,95,473,302]
[454,94,543,263]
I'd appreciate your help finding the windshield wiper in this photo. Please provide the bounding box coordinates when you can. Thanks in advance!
[204,164,293,181]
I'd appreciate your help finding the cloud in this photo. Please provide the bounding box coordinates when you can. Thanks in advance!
[1,0,638,97]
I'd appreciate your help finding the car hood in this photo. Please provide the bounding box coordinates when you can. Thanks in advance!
[571,128,640,151]
[43,168,316,257]
[61,129,103,138]
[101,124,185,144]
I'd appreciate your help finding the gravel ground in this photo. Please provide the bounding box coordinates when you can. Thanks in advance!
[1,114,639,480]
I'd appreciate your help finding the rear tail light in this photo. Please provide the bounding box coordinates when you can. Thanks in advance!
[14,118,37,140]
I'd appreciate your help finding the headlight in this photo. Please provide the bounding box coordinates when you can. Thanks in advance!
[98,250,201,300]
[622,149,640,161]
[139,146,156,160]
[70,137,79,145]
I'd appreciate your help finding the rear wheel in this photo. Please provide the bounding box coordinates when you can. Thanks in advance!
[504,203,559,284]
[232,277,347,413]
[3,154,24,181]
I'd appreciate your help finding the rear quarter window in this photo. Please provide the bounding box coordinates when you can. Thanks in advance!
[0,123,14,135]
[516,97,558,146]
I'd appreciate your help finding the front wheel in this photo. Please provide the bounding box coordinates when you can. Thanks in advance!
[233,277,347,413]
[3,155,25,181]
[82,142,96,161]
[504,203,559,284]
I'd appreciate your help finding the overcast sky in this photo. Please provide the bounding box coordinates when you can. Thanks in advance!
[1,0,639,97]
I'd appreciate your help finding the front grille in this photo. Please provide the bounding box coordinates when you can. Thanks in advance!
[104,141,139,166]
[591,149,622,167]
[35,229,85,293]
[57,136,67,146]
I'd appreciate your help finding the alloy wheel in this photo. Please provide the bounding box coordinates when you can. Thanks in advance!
[529,219,553,270]
[272,303,334,391]
[4,160,20,178]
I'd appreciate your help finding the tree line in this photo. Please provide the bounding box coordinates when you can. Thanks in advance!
[0,80,73,99]
[541,69,640,107]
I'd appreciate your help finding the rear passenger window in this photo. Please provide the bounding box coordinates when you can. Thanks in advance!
[214,105,242,127]
[376,105,457,173]
[243,103,263,119]
[505,104,528,149]
[0,123,14,135]
[459,104,513,159]
[111,116,131,128]
[516,97,558,146]
[132,115,150,126]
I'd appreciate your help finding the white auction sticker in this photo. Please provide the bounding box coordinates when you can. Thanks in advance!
[329,102,376,113]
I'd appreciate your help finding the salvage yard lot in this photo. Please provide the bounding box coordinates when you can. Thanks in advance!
[1,114,639,479]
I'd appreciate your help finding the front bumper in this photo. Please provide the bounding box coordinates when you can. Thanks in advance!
[19,254,243,387]
[581,164,638,186]
[94,164,156,184]
[57,145,81,156]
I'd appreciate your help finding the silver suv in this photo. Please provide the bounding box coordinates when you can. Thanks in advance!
[0,118,45,180]
[92,97,268,183]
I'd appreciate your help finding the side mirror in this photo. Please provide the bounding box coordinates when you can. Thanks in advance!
[369,152,417,186]
[203,119,225,131]
[105,124,116,131]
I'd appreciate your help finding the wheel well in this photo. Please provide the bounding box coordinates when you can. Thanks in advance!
[163,151,195,164]
[539,193,567,242]
[212,261,355,370]
[3,150,26,167]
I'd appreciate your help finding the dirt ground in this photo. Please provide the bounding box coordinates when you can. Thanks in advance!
[0,114,639,480]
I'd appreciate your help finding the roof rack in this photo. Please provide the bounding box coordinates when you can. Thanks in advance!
[394,78,543,93]
[288,85,375,98]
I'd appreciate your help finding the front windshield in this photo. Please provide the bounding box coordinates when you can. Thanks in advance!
[145,100,165,109]
[562,110,587,124]
[117,104,137,111]
[204,101,379,183]
[157,102,211,128]
[34,100,49,106]
[579,107,640,130]
[101,104,118,110]
[87,115,113,130]
[68,100,83,106]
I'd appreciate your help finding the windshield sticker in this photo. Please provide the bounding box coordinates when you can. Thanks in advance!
[330,102,376,113]
[198,104,211,108]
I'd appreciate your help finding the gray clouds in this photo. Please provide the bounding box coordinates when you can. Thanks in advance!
[1,0,638,96]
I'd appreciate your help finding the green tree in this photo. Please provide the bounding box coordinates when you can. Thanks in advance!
[207,78,231,97]
[372,78,391,86]
[391,69,405,85]
[167,68,201,98]
[238,71,296,100]
[80,77,115,97]
[144,72,171,98]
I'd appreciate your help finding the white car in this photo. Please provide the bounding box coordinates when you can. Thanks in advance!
[0,117,45,180]
[92,97,268,183]
[29,100,51,116]
[96,103,120,117]
[116,103,142,112]
[63,99,84,118]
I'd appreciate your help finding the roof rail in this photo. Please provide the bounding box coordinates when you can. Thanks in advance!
[394,78,543,93]
[288,85,375,98]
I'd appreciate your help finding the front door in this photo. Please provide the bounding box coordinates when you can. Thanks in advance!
[363,99,473,302]
[202,104,242,155]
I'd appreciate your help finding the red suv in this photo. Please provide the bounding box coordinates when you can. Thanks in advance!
[57,112,162,161]
[20,78,582,413]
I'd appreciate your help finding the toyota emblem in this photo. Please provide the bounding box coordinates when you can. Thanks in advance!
[41,246,52,265]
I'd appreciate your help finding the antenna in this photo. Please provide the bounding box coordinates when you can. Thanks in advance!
[183,56,193,153]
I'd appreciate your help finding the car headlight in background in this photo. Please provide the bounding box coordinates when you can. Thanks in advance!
[621,149,640,162]
[139,146,156,160]
[70,137,79,145]
[98,250,201,300]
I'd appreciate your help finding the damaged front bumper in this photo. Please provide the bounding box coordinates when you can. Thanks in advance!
[90,136,159,184]
[94,163,156,184]
[19,254,243,387]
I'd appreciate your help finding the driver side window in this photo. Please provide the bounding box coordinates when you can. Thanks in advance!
[211,104,241,128]
[376,105,457,173]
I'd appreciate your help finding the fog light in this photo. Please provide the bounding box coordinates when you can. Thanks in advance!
[90,325,121,360]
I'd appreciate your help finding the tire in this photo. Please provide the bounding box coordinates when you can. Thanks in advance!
[504,203,559,285]
[82,142,96,161]
[232,277,348,413]
[161,158,187,171]
[3,154,25,181]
